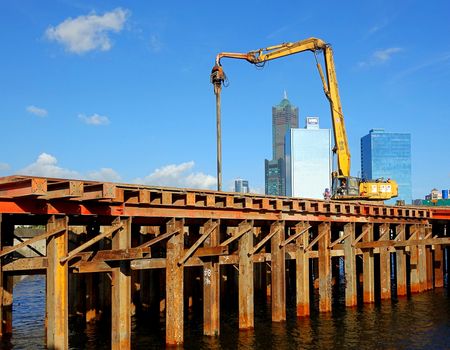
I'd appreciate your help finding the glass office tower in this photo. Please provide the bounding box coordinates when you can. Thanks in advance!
[361,129,412,204]
[285,117,332,199]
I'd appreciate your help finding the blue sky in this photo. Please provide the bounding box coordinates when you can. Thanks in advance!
[1,0,449,198]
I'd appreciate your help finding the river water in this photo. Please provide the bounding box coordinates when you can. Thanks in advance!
[2,275,450,349]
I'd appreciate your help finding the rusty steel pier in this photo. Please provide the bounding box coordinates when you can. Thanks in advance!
[0,175,449,349]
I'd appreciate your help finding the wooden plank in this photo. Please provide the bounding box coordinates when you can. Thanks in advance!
[271,221,286,321]
[46,216,69,350]
[395,224,407,296]
[111,218,131,350]
[178,220,217,265]
[362,223,375,303]
[60,222,124,263]
[318,222,331,312]
[239,223,254,328]
[379,223,391,300]
[2,257,47,271]
[203,220,220,336]
[166,218,184,345]
[296,222,310,317]
[0,227,66,258]
[344,223,357,307]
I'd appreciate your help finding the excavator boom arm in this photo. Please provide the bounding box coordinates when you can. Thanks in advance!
[213,37,351,177]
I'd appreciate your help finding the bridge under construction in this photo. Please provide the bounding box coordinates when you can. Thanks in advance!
[0,175,449,349]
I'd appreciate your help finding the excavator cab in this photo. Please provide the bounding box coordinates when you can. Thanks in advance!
[332,176,360,199]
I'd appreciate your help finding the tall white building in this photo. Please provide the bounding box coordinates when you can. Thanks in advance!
[285,117,332,199]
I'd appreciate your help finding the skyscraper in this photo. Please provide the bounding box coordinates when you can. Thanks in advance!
[265,92,299,196]
[361,129,412,204]
[285,117,332,199]
[235,179,250,193]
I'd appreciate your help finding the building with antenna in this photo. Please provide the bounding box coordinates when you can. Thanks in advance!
[265,92,299,196]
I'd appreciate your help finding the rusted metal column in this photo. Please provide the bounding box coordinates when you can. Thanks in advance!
[417,225,427,292]
[296,223,310,317]
[434,244,444,288]
[344,223,357,307]
[271,221,286,322]
[395,224,407,296]
[379,223,391,300]
[362,223,375,303]
[318,222,331,312]
[166,219,185,345]
[46,215,69,350]
[203,220,220,335]
[0,214,13,336]
[239,223,254,328]
[409,225,420,293]
[111,218,131,350]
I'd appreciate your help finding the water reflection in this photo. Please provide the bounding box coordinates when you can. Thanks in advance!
[6,275,450,349]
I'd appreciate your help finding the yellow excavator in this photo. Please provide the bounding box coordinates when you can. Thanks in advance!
[211,37,398,200]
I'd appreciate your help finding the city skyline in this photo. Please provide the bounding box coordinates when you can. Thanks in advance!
[0,2,449,198]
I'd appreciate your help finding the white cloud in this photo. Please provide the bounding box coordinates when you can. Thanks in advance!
[20,153,79,178]
[26,105,48,117]
[0,162,11,173]
[86,168,121,182]
[19,153,122,182]
[78,113,110,125]
[45,8,129,54]
[149,34,162,53]
[358,47,403,68]
[134,161,216,189]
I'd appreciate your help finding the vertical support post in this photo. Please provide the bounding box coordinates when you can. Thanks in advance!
[417,225,427,292]
[271,221,286,322]
[434,243,444,288]
[0,214,13,337]
[239,222,254,328]
[166,219,184,346]
[318,222,331,312]
[379,223,391,299]
[46,215,69,350]
[362,223,375,303]
[203,220,220,335]
[296,223,310,317]
[111,218,131,350]
[344,223,357,307]
[395,224,407,296]
[409,225,420,293]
